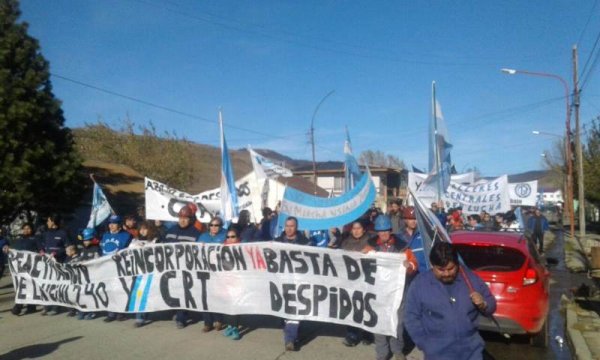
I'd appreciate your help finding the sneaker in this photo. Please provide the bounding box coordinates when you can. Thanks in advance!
[176,321,185,329]
[229,327,241,340]
[285,342,296,351]
[85,313,96,320]
[116,314,127,321]
[103,316,116,323]
[342,337,358,347]
[24,306,37,314]
[202,324,213,332]
[134,321,144,328]
[47,310,59,316]
[77,312,85,320]
[214,321,224,331]
[67,310,77,317]
[11,306,21,316]
[40,309,48,316]
[223,325,235,337]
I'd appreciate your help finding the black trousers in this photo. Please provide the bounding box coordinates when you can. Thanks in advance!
[532,231,544,252]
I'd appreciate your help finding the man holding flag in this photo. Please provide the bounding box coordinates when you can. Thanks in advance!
[404,242,496,360]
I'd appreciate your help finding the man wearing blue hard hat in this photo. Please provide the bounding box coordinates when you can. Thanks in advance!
[368,214,418,360]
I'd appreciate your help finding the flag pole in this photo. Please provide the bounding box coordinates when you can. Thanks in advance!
[432,81,442,203]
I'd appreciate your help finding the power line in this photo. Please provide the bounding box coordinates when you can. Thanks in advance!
[577,0,598,45]
[51,72,305,141]
[131,0,556,67]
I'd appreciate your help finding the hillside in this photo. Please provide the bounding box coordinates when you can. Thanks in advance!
[73,124,252,193]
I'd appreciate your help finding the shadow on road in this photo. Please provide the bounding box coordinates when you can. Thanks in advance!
[0,336,82,360]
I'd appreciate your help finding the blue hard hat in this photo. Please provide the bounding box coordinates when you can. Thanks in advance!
[374,215,392,231]
[82,228,95,240]
[108,215,121,224]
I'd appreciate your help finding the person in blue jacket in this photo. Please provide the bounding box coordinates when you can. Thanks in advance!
[526,208,550,254]
[274,216,311,352]
[101,215,132,322]
[198,217,227,244]
[404,242,496,360]
[197,216,226,331]
[6,223,40,315]
[40,213,70,315]
[398,207,428,273]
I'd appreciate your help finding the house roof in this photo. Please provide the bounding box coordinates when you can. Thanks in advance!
[276,175,329,197]
[293,162,404,175]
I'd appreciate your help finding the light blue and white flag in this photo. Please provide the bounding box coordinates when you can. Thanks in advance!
[344,127,362,193]
[86,181,113,228]
[426,83,453,195]
[126,274,154,312]
[278,171,376,231]
[219,110,239,223]
[248,146,293,179]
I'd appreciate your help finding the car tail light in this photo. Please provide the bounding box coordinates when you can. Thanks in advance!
[523,267,537,286]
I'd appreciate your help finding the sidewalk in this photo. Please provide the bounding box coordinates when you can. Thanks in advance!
[565,298,600,360]
[563,231,600,360]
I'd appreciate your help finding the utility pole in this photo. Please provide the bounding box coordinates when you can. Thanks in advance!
[573,45,586,236]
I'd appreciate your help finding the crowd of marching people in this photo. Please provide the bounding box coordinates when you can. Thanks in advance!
[0,198,555,359]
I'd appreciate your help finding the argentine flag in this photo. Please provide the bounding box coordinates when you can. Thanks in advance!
[343,127,362,192]
[127,274,154,312]
[219,110,239,223]
[86,182,113,228]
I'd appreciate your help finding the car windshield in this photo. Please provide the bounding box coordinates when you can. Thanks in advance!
[454,244,526,272]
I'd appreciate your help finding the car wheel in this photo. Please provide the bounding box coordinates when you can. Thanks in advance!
[530,319,548,347]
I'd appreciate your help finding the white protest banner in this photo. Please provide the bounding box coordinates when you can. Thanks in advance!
[8,243,405,336]
[443,175,511,214]
[410,174,510,214]
[408,172,475,197]
[508,181,538,206]
[144,177,216,223]
[145,173,286,223]
[407,172,475,207]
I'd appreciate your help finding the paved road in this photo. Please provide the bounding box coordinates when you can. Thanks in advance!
[0,274,423,360]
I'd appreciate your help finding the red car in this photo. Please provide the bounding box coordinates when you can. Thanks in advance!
[450,230,550,346]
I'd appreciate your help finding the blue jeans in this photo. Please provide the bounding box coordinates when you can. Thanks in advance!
[283,320,300,343]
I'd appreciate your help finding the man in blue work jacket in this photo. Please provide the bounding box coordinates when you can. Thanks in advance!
[404,242,496,360]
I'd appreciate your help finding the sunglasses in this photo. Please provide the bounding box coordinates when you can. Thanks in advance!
[226,235,237,239]
[209,224,220,227]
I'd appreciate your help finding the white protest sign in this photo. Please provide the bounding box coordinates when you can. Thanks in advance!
[410,174,510,214]
[144,177,217,223]
[508,181,538,206]
[8,243,406,336]
[145,173,286,223]
[408,172,476,204]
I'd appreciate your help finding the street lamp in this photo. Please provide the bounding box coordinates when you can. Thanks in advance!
[502,68,575,238]
[532,130,562,138]
[310,90,335,194]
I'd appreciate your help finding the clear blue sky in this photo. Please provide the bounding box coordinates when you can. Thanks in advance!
[19,0,600,176]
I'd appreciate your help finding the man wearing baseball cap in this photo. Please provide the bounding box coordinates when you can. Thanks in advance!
[101,214,132,323]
